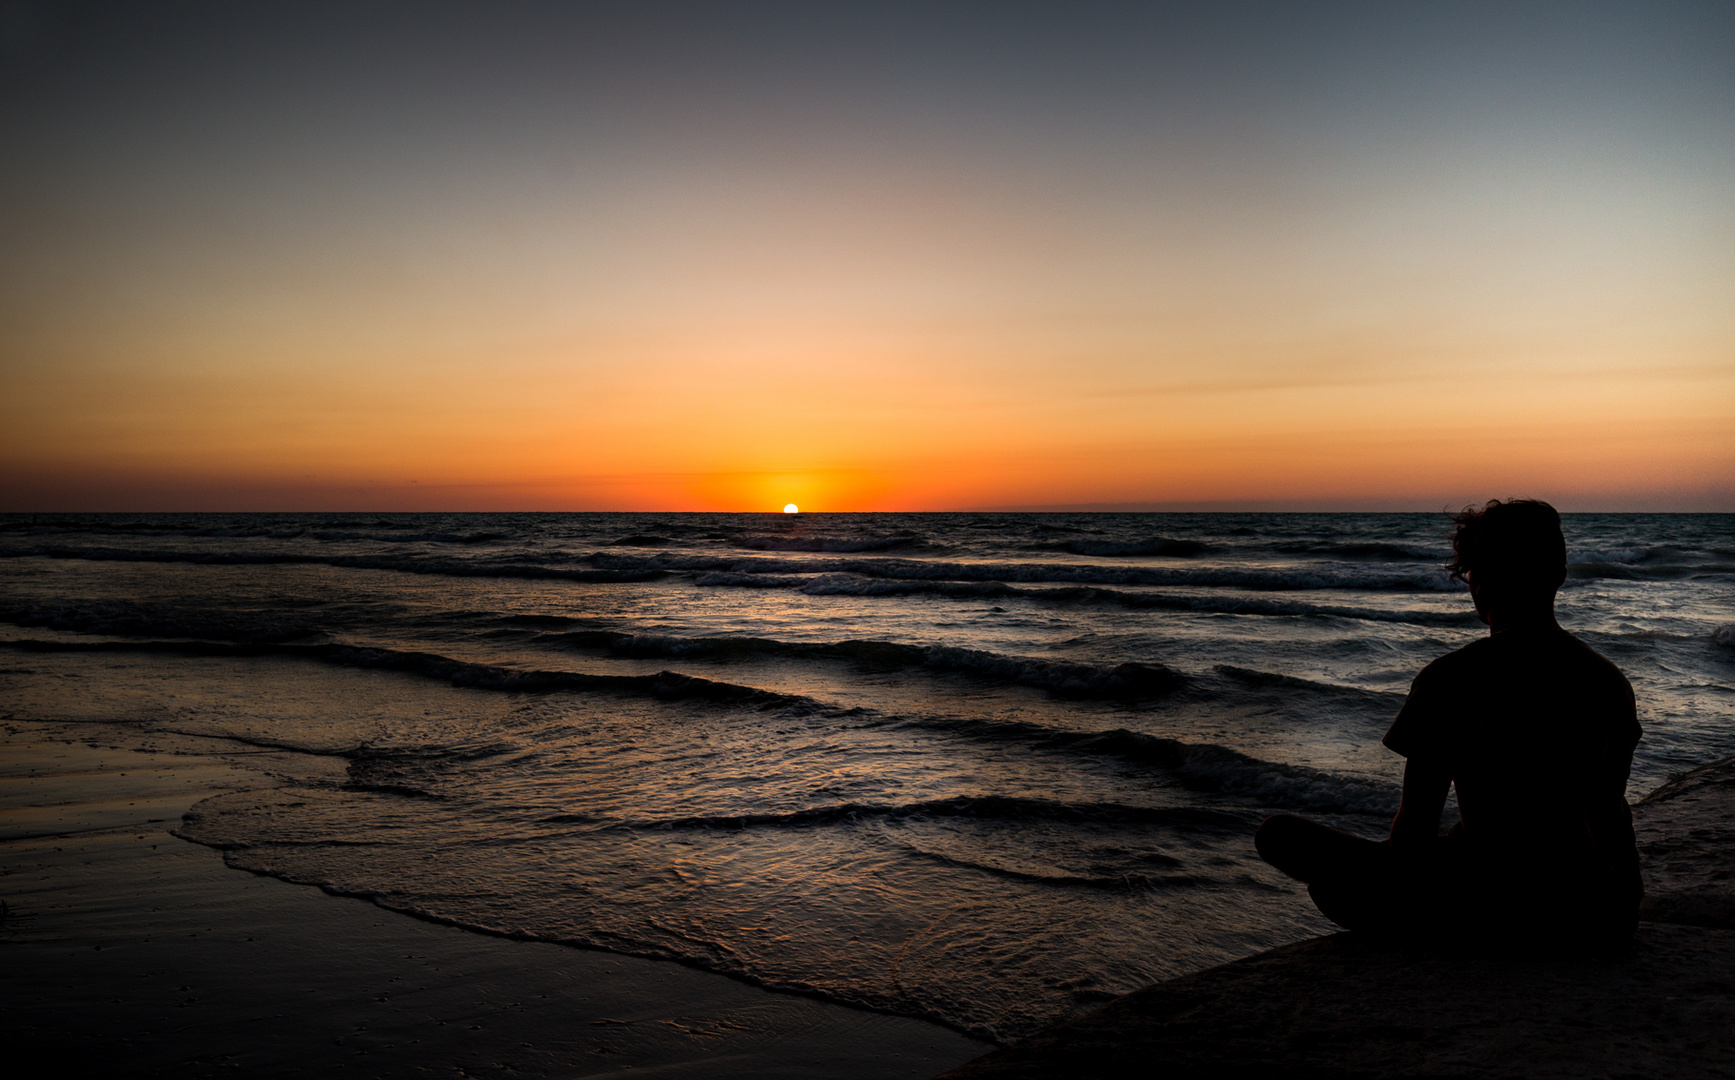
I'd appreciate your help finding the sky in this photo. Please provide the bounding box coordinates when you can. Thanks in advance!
[1,1,1731,512]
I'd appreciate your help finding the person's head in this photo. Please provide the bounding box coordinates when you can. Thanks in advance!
[1447,499,1567,626]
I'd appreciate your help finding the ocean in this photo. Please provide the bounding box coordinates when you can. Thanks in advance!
[2,511,1730,1042]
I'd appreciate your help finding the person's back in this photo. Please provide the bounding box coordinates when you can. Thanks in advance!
[1387,624,1641,935]
[1256,499,1642,946]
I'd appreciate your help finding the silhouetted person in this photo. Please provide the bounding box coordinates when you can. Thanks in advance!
[1256,499,1642,946]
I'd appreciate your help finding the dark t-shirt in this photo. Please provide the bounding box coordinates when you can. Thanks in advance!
[1384,626,1642,920]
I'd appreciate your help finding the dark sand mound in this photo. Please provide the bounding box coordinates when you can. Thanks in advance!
[1636,756,1735,929]
[940,925,1734,1079]
[941,758,1735,1079]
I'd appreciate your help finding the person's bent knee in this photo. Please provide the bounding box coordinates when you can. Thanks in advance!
[1255,814,1308,867]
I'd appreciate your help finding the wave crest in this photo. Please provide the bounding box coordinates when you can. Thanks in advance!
[692,573,1476,626]
[600,551,1461,592]
[0,637,806,707]
[1038,538,1207,557]
[735,534,928,553]
[610,795,1250,832]
[1,544,667,583]
[541,630,1185,699]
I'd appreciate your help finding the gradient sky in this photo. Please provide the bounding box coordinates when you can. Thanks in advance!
[2,1,1731,511]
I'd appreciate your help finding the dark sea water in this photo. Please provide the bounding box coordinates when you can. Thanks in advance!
[2,512,1731,1040]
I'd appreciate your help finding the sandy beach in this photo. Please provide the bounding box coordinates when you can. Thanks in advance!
[0,722,989,1078]
[939,922,1735,1079]
[18,717,1730,1080]
[940,756,1735,1078]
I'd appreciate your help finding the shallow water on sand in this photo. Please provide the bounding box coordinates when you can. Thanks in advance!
[2,512,1730,1040]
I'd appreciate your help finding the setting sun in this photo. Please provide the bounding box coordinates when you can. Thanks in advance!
[783,504,799,514]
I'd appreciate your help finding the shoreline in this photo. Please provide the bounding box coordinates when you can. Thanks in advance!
[7,712,1731,1078]
[0,721,990,1078]
[940,756,1735,1078]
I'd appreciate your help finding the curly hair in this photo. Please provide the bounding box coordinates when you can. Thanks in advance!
[1447,499,1567,598]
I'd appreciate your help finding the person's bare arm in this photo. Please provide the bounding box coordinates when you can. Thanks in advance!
[1390,757,1451,852]
[1586,680,1641,865]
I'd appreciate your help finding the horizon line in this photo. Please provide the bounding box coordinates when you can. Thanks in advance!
[2,505,1731,516]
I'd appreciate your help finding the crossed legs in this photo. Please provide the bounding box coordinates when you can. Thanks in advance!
[1255,814,1451,934]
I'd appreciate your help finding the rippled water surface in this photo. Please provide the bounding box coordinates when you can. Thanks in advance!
[2,512,1730,1039]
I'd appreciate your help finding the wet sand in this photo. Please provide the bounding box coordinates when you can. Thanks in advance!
[0,724,989,1078]
[941,757,1735,1079]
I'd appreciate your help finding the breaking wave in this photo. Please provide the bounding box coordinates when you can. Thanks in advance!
[1021,726,1401,815]
[694,572,1477,625]
[4,539,1486,593]
[735,533,930,553]
[596,551,1459,591]
[2,599,331,644]
[0,544,666,582]
[0,518,513,545]
[1566,545,1735,582]
[1036,538,1207,557]
[608,795,1251,833]
[1211,664,1403,700]
[1274,541,1447,561]
[542,630,1187,699]
[0,637,805,707]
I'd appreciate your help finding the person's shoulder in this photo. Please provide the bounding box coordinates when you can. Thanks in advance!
[1554,629,1633,690]
[1401,637,1489,701]
[1416,635,1495,677]
[1553,629,1640,739]
[1421,629,1628,688]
